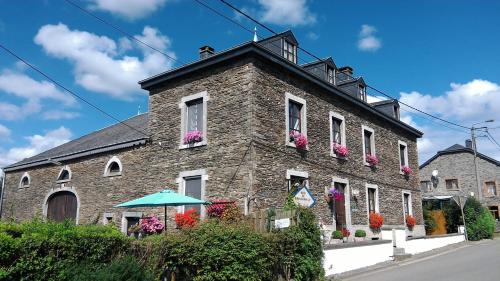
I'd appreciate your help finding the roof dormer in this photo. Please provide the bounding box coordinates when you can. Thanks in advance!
[302,57,337,85]
[370,99,401,120]
[258,30,299,64]
[336,66,368,102]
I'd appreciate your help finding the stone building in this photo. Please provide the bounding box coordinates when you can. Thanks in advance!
[0,31,424,237]
[419,140,500,220]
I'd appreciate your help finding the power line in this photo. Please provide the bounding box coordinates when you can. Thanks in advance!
[63,0,183,66]
[215,0,471,131]
[486,131,500,150]
[0,43,149,138]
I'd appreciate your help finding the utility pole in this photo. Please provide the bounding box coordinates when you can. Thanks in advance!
[470,119,494,203]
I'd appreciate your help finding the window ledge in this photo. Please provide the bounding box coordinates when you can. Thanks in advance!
[104,173,122,178]
[286,142,309,151]
[179,141,207,150]
[56,179,70,184]
[331,153,348,160]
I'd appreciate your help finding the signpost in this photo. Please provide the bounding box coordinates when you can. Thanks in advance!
[293,186,316,208]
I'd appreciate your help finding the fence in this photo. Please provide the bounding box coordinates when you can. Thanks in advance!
[250,208,298,232]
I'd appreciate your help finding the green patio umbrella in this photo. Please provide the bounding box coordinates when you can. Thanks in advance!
[114,189,207,232]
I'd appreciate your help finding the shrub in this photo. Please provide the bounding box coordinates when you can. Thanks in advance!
[423,204,437,234]
[341,228,350,238]
[443,201,462,233]
[406,215,416,229]
[354,230,366,238]
[205,199,228,218]
[141,216,164,235]
[68,256,155,281]
[175,209,199,229]
[220,203,243,223]
[464,197,495,241]
[369,212,384,231]
[331,230,342,239]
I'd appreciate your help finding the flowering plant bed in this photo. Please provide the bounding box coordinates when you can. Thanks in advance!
[406,215,416,229]
[183,130,203,145]
[333,143,349,158]
[369,212,384,231]
[366,154,379,167]
[141,215,165,235]
[401,165,412,176]
[289,131,308,150]
[175,209,199,229]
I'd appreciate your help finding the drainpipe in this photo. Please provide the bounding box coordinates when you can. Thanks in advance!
[0,169,5,219]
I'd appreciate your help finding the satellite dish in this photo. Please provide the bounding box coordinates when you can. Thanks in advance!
[432,170,439,177]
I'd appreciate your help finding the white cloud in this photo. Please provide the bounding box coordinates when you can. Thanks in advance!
[358,24,381,52]
[89,0,167,20]
[257,0,316,26]
[0,124,10,140]
[398,79,500,163]
[42,110,80,120]
[307,32,319,41]
[34,23,175,100]
[0,127,72,167]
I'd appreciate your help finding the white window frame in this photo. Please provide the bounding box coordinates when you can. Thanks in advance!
[365,183,379,219]
[179,91,209,149]
[176,169,208,218]
[121,211,142,233]
[361,125,376,166]
[56,165,72,183]
[327,67,336,85]
[286,169,309,192]
[398,140,409,174]
[285,92,307,149]
[283,39,297,63]
[329,177,352,231]
[19,172,31,189]
[103,212,114,225]
[402,190,413,222]
[329,111,346,158]
[103,156,123,177]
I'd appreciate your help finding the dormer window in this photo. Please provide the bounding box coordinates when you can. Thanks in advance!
[283,40,296,63]
[394,105,400,119]
[327,67,335,84]
[359,85,367,102]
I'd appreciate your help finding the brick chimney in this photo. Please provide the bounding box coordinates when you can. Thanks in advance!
[338,66,353,77]
[465,139,473,149]
[199,46,214,59]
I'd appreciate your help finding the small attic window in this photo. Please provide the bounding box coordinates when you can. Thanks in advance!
[109,162,120,173]
[58,169,70,181]
[327,67,335,84]
[394,105,400,119]
[359,85,367,102]
[104,156,122,177]
[283,39,296,63]
[19,172,30,188]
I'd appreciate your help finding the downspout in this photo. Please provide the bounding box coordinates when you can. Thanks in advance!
[0,170,5,219]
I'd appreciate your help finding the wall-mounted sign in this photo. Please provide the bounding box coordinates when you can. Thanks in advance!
[293,186,316,208]
[275,218,291,229]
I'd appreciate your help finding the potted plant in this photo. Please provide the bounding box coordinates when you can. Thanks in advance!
[406,215,416,230]
[341,228,350,243]
[369,212,384,239]
[354,229,366,242]
[183,130,203,145]
[128,224,142,239]
[401,166,412,177]
[366,154,379,167]
[330,230,343,244]
[289,131,308,150]
[333,143,349,158]
[140,215,165,235]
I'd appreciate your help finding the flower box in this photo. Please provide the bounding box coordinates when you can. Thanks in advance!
[366,154,379,167]
[333,143,349,158]
[183,130,203,145]
[289,131,308,150]
[401,166,412,176]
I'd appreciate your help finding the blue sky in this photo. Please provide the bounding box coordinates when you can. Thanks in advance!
[1,0,500,168]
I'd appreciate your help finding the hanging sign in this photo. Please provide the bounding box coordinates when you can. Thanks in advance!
[293,186,316,208]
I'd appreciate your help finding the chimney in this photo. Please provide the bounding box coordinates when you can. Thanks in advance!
[199,46,214,59]
[338,66,353,77]
[465,139,473,149]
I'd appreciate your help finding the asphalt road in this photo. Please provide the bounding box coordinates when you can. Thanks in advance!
[345,239,500,281]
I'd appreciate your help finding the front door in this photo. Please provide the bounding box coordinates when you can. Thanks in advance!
[334,182,346,230]
[46,191,77,222]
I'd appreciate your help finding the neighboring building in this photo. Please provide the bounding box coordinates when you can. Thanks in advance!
[419,140,500,220]
[1,31,424,237]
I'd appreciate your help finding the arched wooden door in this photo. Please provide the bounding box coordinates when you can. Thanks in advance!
[46,191,77,222]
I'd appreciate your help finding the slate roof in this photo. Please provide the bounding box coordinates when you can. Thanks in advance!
[419,143,500,169]
[3,113,149,172]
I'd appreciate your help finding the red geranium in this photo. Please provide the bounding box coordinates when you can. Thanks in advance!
[175,209,199,229]
[406,215,416,229]
[341,228,350,238]
[369,212,384,230]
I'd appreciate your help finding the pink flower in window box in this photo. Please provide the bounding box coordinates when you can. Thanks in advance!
[366,154,379,167]
[333,143,349,158]
[289,131,308,150]
[183,130,203,145]
[401,166,412,175]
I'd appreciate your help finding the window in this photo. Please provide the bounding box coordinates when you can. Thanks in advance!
[394,105,400,119]
[104,156,122,177]
[103,213,114,225]
[420,181,431,192]
[329,112,346,157]
[445,179,459,190]
[180,91,208,149]
[285,93,307,147]
[359,85,366,101]
[121,212,142,234]
[56,166,71,182]
[283,39,296,63]
[286,170,308,193]
[403,192,412,218]
[485,181,497,196]
[327,67,335,84]
[177,169,207,217]
[362,126,375,164]
[366,184,379,216]
[398,141,409,171]
[19,172,30,188]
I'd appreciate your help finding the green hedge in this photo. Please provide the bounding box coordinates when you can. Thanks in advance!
[0,208,324,281]
[464,197,495,241]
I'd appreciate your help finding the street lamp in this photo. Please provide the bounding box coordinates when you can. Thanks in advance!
[471,119,494,202]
